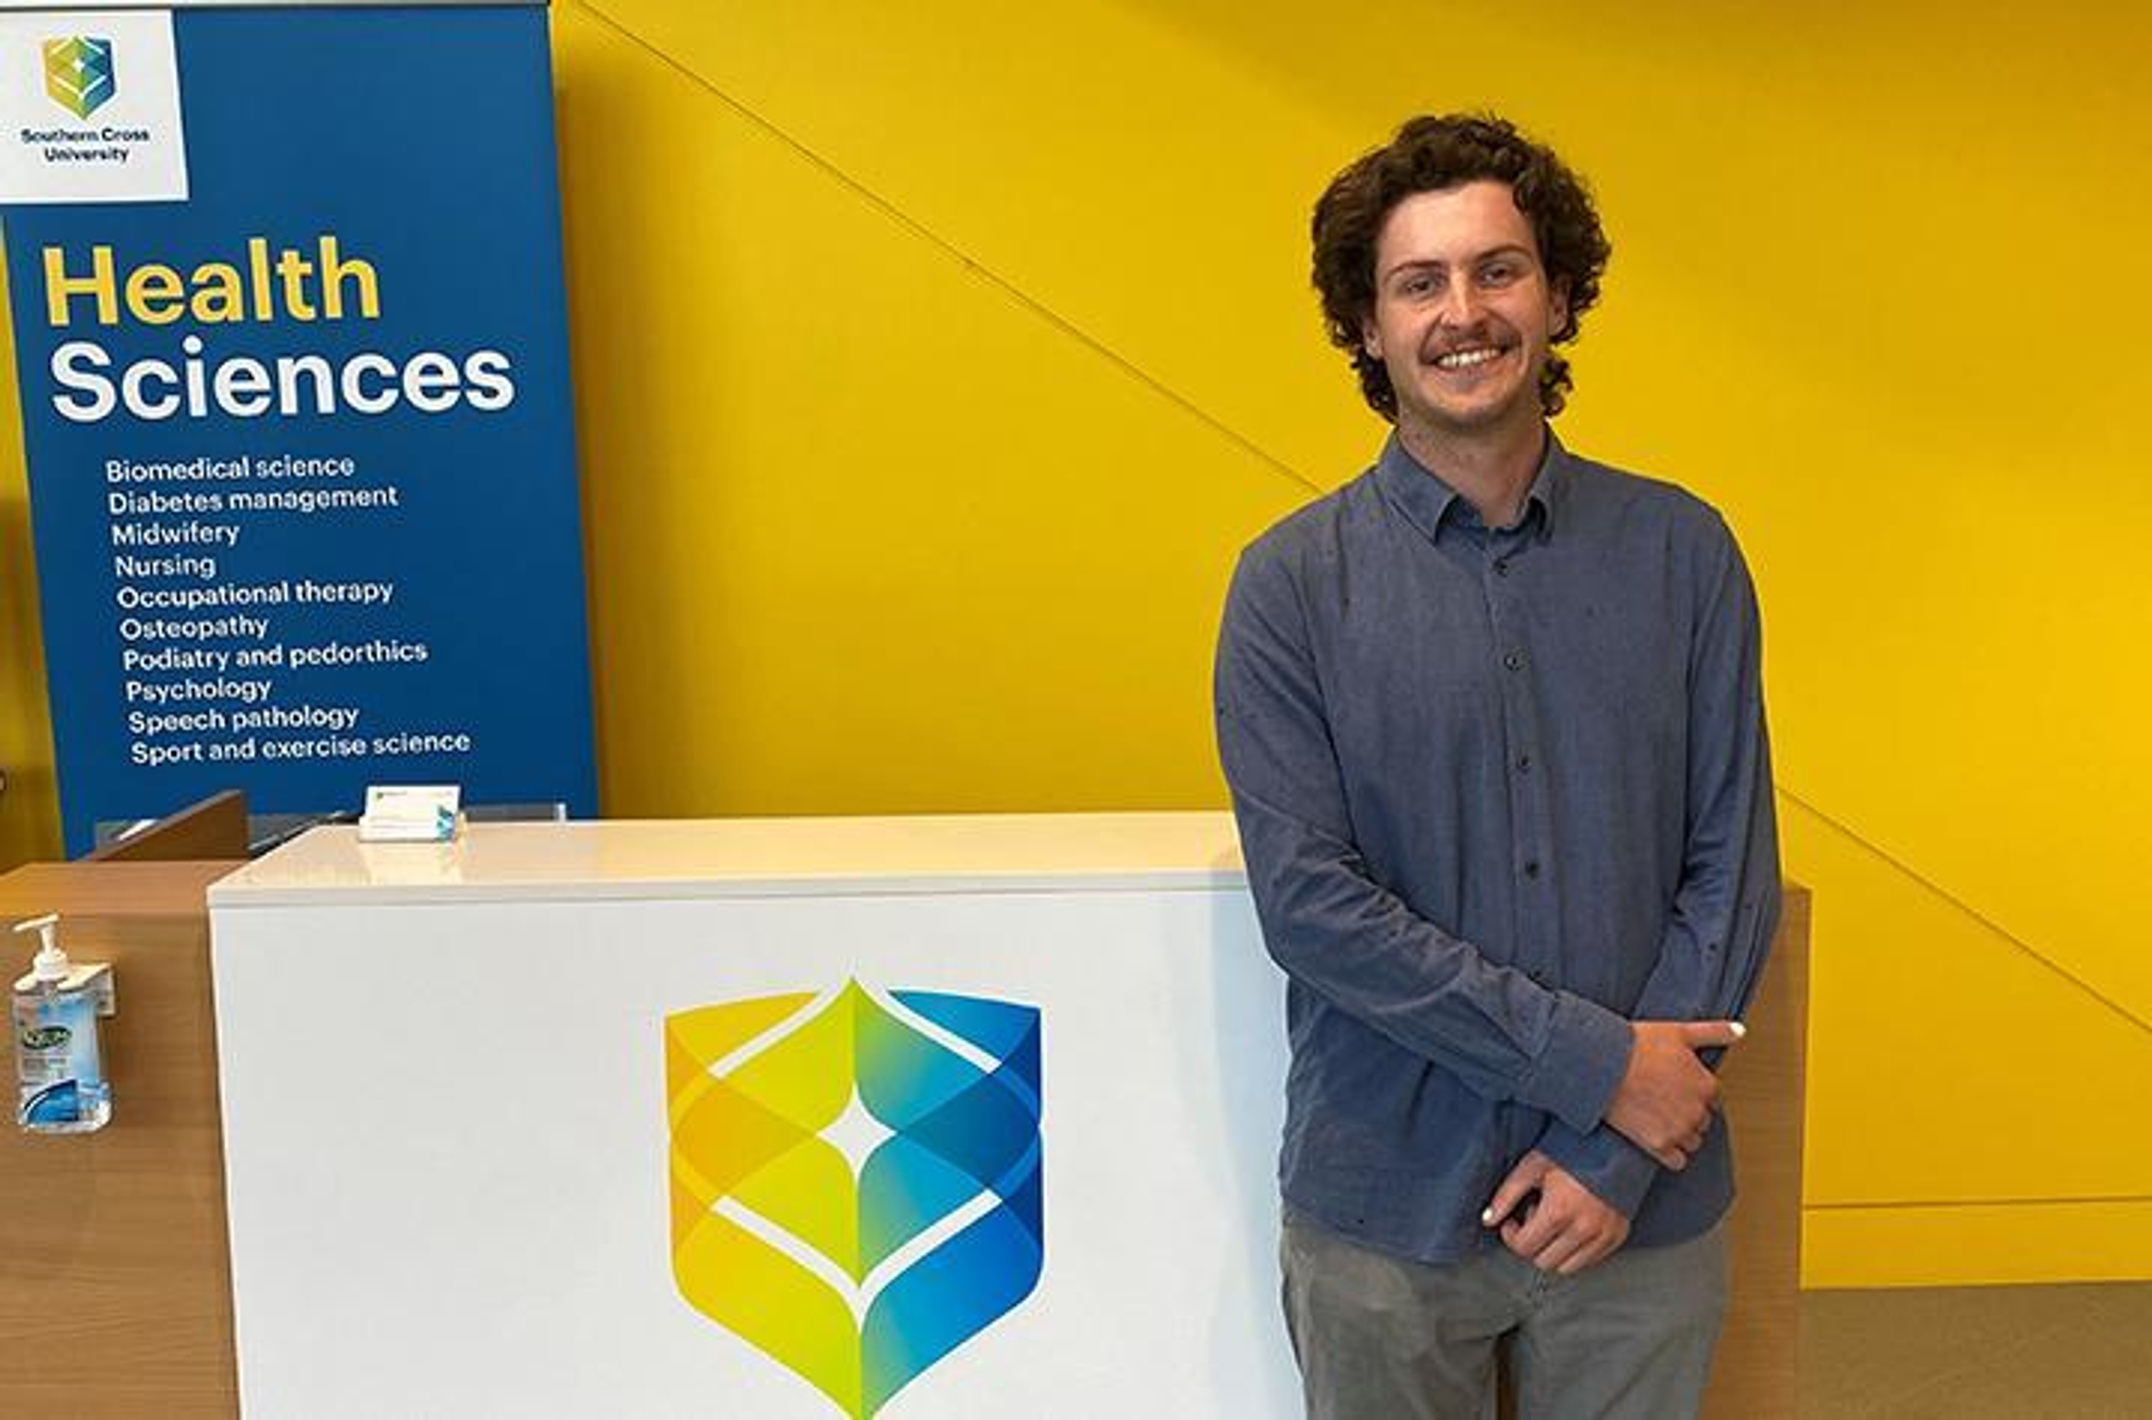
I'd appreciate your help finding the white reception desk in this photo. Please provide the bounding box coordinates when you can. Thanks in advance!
[207,812,1299,1418]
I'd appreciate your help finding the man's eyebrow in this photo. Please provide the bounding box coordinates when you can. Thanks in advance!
[1379,244,1536,282]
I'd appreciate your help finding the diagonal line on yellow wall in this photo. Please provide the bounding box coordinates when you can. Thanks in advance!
[1782,788,2152,1039]
[567,0,1321,499]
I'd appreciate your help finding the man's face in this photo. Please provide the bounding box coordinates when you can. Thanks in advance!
[1360,180,1570,443]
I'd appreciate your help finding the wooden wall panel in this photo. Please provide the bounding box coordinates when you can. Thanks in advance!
[1706,884,1811,1417]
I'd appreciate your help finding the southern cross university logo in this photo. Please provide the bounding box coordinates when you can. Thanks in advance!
[42,37,116,120]
[667,981,1044,1417]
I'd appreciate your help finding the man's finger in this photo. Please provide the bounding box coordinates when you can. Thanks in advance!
[1481,1156,1548,1227]
[1501,1217,1549,1264]
[1679,1019,1746,1049]
[1556,1233,1614,1276]
[1533,1232,1584,1274]
[1502,1204,1561,1258]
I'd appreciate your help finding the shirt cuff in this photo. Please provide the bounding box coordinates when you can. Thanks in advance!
[1516,991,1632,1135]
[1536,1122,1659,1218]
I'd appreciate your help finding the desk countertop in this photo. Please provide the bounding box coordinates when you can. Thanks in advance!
[207,810,1248,907]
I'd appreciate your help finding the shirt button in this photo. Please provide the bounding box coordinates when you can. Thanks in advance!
[1516,754,1533,773]
[1523,860,1542,879]
[1503,651,1524,671]
[1494,558,1511,577]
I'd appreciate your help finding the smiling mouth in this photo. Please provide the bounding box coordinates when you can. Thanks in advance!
[1431,346,1507,371]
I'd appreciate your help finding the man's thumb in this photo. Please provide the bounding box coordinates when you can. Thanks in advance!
[1482,1154,1548,1227]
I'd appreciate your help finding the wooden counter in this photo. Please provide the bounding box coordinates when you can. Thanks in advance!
[0,859,241,1418]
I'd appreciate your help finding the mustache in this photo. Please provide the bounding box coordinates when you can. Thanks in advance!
[1421,324,1516,360]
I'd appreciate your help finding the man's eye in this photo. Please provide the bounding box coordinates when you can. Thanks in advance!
[1400,274,1438,297]
[1480,264,1518,286]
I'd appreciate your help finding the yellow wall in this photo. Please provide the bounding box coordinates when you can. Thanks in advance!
[4,0,2147,1284]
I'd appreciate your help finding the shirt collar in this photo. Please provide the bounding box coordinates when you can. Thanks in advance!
[1374,428,1569,544]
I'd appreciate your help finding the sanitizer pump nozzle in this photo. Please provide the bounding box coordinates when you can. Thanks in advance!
[20,913,67,983]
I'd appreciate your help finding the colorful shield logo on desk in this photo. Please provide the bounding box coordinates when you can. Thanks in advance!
[666,981,1044,1418]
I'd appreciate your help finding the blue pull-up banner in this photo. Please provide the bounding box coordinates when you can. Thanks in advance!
[0,4,596,853]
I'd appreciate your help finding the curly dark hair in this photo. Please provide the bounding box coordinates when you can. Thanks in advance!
[1311,113,1611,420]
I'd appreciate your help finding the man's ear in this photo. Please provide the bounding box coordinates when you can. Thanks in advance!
[1361,314,1382,359]
[1548,276,1572,338]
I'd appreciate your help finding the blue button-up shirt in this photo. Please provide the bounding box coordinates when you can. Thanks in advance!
[1214,431,1780,1263]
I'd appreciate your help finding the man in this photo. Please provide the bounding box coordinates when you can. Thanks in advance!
[1213,113,1781,1419]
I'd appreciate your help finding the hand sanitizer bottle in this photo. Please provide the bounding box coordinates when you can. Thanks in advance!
[11,914,116,1133]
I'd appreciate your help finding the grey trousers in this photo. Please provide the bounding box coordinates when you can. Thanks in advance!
[1280,1212,1728,1420]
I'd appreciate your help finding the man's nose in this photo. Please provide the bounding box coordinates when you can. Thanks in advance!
[1438,281,1482,327]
